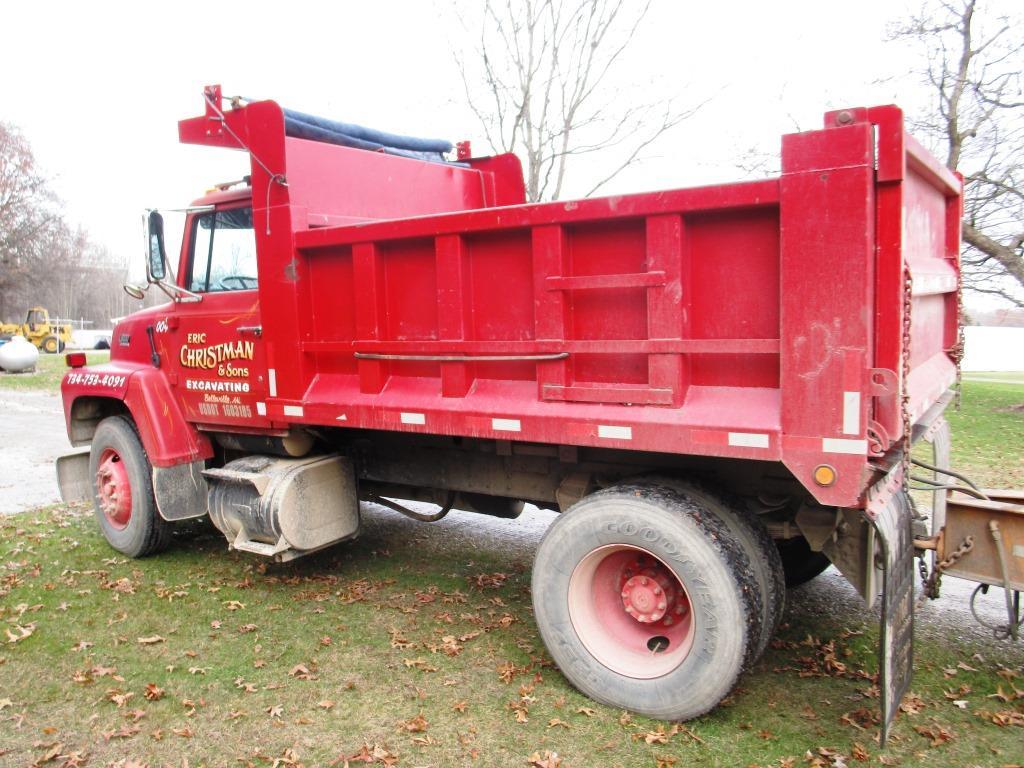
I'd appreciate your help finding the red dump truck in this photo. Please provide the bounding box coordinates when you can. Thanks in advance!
[56,86,1023,740]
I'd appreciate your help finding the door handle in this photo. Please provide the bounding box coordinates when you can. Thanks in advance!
[237,326,262,337]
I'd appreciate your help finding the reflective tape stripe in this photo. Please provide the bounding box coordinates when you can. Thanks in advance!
[843,391,860,435]
[822,437,867,455]
[400,412,426,425]
[597,425,632,440]
[728,432,769,449]
[283,405,303,417]
[268,368,277,397]
[492,418,521,432]
[255,401,266,416]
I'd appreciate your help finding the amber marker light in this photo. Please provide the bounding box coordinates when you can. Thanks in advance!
[813,464,837,487]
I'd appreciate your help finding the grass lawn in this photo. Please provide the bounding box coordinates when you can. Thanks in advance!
[0,351,110,392]
[0,381,1021,767]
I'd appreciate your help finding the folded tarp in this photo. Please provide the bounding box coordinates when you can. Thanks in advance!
[283,108,453,163]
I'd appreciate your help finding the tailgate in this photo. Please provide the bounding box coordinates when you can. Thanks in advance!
[851,106,963,447]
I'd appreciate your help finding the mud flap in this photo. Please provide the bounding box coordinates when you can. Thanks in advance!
[864,466,914,744]
[56,448,92,503]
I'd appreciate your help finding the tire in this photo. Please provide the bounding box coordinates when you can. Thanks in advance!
[89,416,172,557]
[641,478,785,662]
[94,339,110,350]
[58,340,66,352]
[776,537,832,587]
[42,336,59,354]
[532,482,762,721]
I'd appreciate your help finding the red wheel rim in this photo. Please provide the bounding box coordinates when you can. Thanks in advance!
[96,448,132,530]
[568,545,694,679]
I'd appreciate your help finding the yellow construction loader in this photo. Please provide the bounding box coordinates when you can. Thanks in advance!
[0,306,73,353]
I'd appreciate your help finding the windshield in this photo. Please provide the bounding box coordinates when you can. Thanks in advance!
[188,207,258,292]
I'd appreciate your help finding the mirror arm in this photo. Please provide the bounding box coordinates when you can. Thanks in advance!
[155,279,203,304]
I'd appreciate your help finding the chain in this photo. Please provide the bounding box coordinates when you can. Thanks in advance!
[900,271,914,485]
[921,534,975,599]
[953,255,965,411]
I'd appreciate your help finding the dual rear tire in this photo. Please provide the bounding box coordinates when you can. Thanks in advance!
[532,480,784,721]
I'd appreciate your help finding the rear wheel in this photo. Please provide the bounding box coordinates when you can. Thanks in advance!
[532,483,762,720]
[642,478,785,663]
[776,537,831,587]
[89,416,172,557]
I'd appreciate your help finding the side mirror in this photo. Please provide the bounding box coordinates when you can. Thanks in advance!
[123,284,147,300]
[144,210,167,282]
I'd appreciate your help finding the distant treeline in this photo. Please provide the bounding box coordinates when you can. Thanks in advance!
[0,121,147,328]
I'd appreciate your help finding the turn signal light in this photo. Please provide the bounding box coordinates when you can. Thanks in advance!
[65,352,87,368]
[812,464,837,487]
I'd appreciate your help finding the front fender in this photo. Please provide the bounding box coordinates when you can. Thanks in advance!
[62,362,213,468]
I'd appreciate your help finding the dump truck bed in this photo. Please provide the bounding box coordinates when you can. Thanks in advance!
[260,110,959,507]
[176,100,962,508]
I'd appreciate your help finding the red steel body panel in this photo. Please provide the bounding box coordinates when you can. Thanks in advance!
[62,95,961,509]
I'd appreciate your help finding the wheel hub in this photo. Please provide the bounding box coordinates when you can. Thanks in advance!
[96,449,132,529]
[620,558,689,626]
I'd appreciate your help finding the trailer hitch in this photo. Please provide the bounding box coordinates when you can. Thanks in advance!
[912,469,1023,641]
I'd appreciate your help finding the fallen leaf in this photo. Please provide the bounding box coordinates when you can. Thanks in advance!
[318,700,335,710]
[400,713,429,733]
[527,750,562,768]
[547,718,571,730]
[5,624,35,644]
[266,705,283,719]
[143,683,164,701]
[136,636,165,645]
[913,723,955,746]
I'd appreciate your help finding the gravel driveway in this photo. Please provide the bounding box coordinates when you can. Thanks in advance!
[1,387,1019,659]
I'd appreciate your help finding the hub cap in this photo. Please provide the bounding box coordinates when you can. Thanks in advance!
[96,448,132,529]
[568,545,694,679]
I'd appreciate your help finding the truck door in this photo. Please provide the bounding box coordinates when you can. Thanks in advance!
[159,205,272,428]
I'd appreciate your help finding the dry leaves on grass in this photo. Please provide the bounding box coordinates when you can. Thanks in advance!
[143,683,164,701]
[527,750,563,768]
[330,743,399,766]
[402,657,437,672]
[471,572,508,589]
[913,723,955,747]
[977,709,1024,727]
[633,723,705,746]
[289,663,318,681]
[6,624,35,643]
[399,714,429,733]
[136,635,164,645]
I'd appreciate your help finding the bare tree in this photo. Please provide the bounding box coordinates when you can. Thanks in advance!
[456,0,701,202]
[0,121,132,327]
[893,0,1024,305]
[0,122,60,319]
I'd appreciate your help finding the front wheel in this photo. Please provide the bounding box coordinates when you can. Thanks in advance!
[532,483,762,720]
[89,416,172,557]
[42,336,59,354]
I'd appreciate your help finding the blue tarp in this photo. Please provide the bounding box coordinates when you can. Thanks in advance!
[283,108,453,163]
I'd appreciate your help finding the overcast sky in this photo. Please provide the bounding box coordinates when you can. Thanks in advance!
[1,0,960,284]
